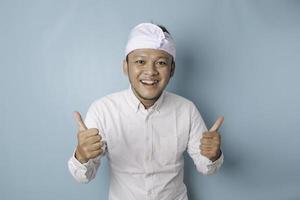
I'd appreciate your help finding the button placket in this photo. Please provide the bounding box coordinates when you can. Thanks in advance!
[149,114,154,199]
[145,112,154,200]
[145,114,153,164]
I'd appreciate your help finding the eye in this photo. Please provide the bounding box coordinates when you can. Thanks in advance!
[157,61,167,66]
[135,60,145,65]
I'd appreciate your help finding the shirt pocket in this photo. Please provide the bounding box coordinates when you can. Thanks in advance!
[152,115,178,166]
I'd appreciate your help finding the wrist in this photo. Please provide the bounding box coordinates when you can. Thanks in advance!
[75,147,88,164]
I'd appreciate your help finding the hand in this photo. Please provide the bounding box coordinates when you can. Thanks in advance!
[200,116,224,162]
[74,111,104,164]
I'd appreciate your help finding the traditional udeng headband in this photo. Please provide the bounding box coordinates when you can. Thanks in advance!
[125,23,176,59]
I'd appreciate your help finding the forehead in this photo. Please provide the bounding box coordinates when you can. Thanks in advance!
[128,48,172,59]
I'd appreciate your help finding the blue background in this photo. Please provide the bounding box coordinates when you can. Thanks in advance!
[1,1,300,199]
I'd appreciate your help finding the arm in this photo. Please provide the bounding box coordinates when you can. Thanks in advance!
[187,103,224,175]
[68,102,107,183]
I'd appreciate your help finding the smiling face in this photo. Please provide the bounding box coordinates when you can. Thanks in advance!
[123,48,175,108]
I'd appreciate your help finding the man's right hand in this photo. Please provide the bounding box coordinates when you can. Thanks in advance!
[74,111,104,164]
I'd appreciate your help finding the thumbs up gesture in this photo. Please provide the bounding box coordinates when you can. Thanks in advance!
[200,116,224,162]
[74,111,104,164]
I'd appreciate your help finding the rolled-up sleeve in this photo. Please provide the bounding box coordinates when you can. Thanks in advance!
[68,101,106,183]
[187,102,224,175]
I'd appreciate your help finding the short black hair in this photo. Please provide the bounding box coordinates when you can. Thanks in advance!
[156,24,170,34]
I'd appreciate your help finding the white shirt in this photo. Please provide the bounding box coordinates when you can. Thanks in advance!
[68,86,224,200]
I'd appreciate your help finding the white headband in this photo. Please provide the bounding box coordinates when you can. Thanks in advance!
[125,23,176,59]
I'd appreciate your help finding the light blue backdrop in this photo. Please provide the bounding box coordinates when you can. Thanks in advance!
[1,1,300,200]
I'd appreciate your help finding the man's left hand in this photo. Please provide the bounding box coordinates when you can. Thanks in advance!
[200,116,224,162]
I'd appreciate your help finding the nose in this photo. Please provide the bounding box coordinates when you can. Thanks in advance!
[144,61,158,75]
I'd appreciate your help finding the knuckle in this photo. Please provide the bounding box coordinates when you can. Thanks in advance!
[99,142,104,147]
[202,132,209,137]
[204,137,211,141]
[90,128,99,134]
[201,138,207,143]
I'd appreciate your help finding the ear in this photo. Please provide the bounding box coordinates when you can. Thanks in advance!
[170,61,175,77]
[123,59,128,76]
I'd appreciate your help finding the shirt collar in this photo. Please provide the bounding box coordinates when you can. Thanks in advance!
[126,84,165,113]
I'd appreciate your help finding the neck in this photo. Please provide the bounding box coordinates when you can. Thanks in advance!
[141,99,156,109]
[130,87,159,109]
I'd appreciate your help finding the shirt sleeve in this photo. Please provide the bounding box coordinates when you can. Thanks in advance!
[68,101,107,183]
[186,102,224,175]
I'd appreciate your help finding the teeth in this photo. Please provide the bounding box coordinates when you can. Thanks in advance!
[141,80,158,85]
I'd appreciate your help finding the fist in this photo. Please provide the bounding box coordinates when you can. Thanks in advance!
[200,116,224,162]
[74,111,104,164]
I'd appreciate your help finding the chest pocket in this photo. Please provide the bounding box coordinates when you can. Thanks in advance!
[152,113,178,166]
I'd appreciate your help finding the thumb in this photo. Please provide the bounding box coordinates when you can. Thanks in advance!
[209,116,224,132]
[73,111,88,131]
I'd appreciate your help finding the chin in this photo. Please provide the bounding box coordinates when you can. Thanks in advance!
[132,83,164,100]
[140,91,161,100]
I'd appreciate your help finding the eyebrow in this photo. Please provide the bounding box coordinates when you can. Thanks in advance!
[131,55,170,60]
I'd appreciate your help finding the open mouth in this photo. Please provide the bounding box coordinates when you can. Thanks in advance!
[140,79,159,86]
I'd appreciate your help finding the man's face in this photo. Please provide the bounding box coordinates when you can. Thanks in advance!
[123,48,175,107]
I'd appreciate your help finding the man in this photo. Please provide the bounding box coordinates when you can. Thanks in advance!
[68,22,224,200]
